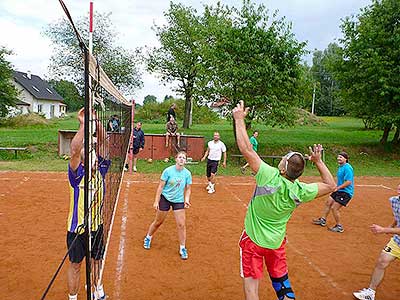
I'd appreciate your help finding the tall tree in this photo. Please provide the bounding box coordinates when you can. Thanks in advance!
[143,95,157,105]
[200,0,307,127]
[49,79,83,112]
[44,12,142,94]
[146,3,203,129]
[0,47,19,117]
[311,43,344,116]
[332,0,400,143]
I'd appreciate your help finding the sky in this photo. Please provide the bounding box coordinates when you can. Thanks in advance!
[0,0,372,104]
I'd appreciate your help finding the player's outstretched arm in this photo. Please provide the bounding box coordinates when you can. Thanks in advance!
[308,144,336,197]
[70,108,85,171]
[371,222,400,234]
[232,101,262,173]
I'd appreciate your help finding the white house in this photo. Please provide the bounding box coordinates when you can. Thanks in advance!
[11,70,67,119]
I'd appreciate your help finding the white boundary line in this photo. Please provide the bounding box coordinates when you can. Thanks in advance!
[98,174,128,283]
[222,185,349,296]
[112,181,130,300]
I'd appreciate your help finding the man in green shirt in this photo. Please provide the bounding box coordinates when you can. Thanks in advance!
[232,101,336,300]
[241,130,259,174]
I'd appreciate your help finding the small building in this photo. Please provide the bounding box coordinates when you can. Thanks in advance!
[11,70,67,119]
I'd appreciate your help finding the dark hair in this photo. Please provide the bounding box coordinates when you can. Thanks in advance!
[339,151,349,162]
[286,153,305,180]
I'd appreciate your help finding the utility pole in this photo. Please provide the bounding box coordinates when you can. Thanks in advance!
[311,83,316,115]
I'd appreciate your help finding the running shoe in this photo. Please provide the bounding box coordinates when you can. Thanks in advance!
[180,247,188,260]
[206,184,211,190]
[328,224,344,233]
[143,236,151,249]
[240,167,246,174]
[312,217,327,227]
[208,188,215,194]
[353,288,375,300]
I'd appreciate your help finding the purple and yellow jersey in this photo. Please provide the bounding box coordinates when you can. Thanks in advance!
[67,157,111,233]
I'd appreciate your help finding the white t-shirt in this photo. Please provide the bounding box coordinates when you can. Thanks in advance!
[207,140,226,161]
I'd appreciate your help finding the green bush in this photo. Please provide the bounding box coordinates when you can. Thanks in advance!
[0,113,49,128]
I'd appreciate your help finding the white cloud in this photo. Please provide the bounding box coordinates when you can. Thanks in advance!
[0,0,372,104]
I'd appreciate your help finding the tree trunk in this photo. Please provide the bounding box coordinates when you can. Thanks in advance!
[380,124,392,144]
[183,94,192,129]
[392,125,399,144]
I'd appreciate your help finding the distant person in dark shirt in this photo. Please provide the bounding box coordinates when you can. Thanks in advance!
[167,103,176,122]
[165,116,180,148]
[107,115,120,132]
[125,122,145,172]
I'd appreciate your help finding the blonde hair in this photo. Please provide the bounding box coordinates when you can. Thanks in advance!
[175,151,187,159]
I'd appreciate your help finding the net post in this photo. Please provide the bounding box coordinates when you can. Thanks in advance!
[83,47,92,300]
[129,99,135,174]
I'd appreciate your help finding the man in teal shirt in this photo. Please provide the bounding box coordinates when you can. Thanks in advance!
[233,101,336,300]
[241,130,259,173]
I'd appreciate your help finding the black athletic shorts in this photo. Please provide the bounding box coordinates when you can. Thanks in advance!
[132,147,140,155]
[66,225,105,263]
[158,194,185,211]
[331,191,352,207]
[206,159,219,178]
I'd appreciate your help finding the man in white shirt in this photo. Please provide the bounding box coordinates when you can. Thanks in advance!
[201,132,227,194]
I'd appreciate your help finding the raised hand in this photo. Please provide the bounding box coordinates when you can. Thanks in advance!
[308,144,323,163]
[77,108,85,125]
[232,100,250,121]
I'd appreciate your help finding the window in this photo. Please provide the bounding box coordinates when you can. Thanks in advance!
[37,104,42,113]
[32,85,40,92]
[46,88,53,94]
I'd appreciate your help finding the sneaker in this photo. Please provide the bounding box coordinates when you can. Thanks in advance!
[240,167,246,174]
[180,247,188,260]
[312,217,326,227]
[133,166,137,172]
[353,288,375,300]
[206,184,211,191]
[329,224,344,233]
[143,236,151,249]
[208,188,215,194]
[124,164,128,171]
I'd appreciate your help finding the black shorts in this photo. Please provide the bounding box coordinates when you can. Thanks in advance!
[132,147,140,155]
[331,191,352,207]
[158,194,184,211]
[206,159,219,178]
[66,225,105,263]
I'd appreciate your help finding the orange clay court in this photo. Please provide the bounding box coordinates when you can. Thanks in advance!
[0,171,399,300]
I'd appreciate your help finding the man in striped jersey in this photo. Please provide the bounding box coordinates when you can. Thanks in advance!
[66,108,110,300]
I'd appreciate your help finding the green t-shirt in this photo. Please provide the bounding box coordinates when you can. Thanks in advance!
[244,161,318,249]
[250,136,258,152]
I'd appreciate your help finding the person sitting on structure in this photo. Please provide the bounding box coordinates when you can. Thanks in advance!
[166,116,180,148]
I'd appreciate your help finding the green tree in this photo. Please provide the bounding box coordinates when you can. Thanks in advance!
[146,3,204,129]
[200,0,307,127]
[311,43,344,116]
[143,95,157,105]
[0,47,19,117]
[49,79,83,112]
[333,0,400,144]
[44,12,142,94]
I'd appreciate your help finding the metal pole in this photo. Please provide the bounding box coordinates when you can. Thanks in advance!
[311,83,316,115]
[129,99,135,173]
[83,47,92,300]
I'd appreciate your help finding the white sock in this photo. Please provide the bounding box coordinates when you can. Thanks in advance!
[96,284,105,298]
[180,244,186,251]
[207,182,212,187]
[146,234,152,240]
[69,294,77,300]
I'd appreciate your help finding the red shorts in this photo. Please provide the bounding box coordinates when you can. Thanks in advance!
[239,231,287,279]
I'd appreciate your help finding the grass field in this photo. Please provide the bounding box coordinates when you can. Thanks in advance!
[0,113,399,175]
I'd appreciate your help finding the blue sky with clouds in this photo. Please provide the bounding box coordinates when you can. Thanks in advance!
[0,0,371,104]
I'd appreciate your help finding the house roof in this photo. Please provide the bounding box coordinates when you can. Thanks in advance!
[13,71,64,102]
[16,100,30,106]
